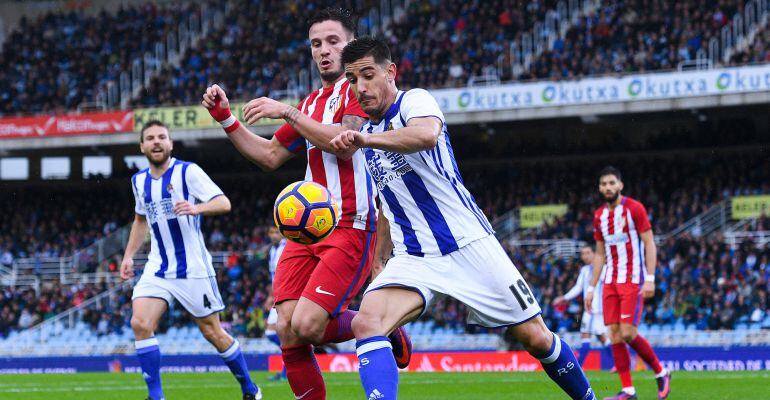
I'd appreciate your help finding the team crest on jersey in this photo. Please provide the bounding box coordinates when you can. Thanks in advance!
[166,183,174,193]
[386,122,394,131]
[327,96,341,114]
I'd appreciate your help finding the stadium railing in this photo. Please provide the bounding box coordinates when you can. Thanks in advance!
[94,3,225,110]
[509,0,602,77]
[655,200,732,243]
[10,223,132,283]
[724,230,770,250]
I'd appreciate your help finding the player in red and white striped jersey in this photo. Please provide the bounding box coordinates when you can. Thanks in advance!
[201,8,409,400]
[585,167,671,400]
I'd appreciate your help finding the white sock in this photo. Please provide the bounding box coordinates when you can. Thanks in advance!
[622,386,636,395]
[655,368,668,378]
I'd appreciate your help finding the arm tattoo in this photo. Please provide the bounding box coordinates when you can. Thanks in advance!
[342,115,366,131]
[283,106,302,126]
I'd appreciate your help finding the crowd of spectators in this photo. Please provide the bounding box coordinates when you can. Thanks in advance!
[2,148,769,338]
[2,0,768,114]
[0,2,203,116]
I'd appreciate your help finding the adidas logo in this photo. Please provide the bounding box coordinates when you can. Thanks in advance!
[368,389,385,399]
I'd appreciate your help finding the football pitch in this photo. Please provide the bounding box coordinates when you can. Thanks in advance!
[0,371,765,399]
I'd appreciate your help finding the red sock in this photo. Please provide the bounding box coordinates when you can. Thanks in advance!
[611,342,633,388]
[629,335,663,374]
[321,309,356,344]
[281,345,326,400]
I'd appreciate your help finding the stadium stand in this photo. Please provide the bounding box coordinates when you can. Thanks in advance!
[0,1,206,115]
[2,0,768,113]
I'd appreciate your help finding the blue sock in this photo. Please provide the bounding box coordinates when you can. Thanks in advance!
[602,341,613,370]
[265,330,281,348]
[537,333,596,400]
[356,336,398,399]
[220,339,258,395]
[577,339,591,366]
[136,337,164,400]
[280,366,287,378]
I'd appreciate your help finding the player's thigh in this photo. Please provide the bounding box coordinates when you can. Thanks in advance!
[354,287,424,337]
[447,236,542,327]
[131,297,168,331]
[602,284,621,326]
[131,275,172,329]
[167,277,225,318]
[303,229,375,317]
[273,241,317,304]
[618,284,643,327]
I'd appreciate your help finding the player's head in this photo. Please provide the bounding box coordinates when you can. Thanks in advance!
[598,166,623,204]
[268,226,282,245]
[580,244,595,265]
[342,36,397,120]
[308,7,356,83]
[139,120,173,167]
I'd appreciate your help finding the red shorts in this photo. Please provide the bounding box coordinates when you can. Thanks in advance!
[273,227,375,317]
[602,283,643,326]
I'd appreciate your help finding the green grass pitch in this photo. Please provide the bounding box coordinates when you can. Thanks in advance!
[0,371,765,399]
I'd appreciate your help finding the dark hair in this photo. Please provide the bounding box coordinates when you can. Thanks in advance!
[581,243,595,251]
[308,7,356,36]
[140,120,168,143]
[341,36,391,66]
[598,166,622,182]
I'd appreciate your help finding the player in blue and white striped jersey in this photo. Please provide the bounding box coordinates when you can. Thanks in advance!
[330,37,595,400]
[264,226,287,381]
[120,120,261,400]
[553,245,611,367]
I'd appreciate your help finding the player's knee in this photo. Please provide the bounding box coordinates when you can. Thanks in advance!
[130,315,155,336]
[351,312,385,339]
[292,315,325,344]
[514,320,553,355]
[620,328,636,343]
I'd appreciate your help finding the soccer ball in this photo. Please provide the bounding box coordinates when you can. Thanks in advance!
[273,181,340,244]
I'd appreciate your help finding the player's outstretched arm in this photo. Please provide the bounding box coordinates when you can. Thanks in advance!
[330,117,441,155]
[585,241,606,312]
[371,205,393,280]
[242,97,366,153]
[556,272,585,305]
[120,214,149,280]
[173,195,231,217]
[202,85,293,171]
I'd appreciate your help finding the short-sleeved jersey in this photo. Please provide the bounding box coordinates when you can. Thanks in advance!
[593,196,651,284]
[274,78,376,232]
[360,89,494,257]
[563,264,605,312]
[268,238,286,281]
[132,158,223,279]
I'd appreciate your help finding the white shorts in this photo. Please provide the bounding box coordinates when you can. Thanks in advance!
[266,307,279,325]
[580,311,607,336]
[366,235,542,328]
[132,273,225,318]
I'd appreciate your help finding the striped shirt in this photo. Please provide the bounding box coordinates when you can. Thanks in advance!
[268,239,286,281]
[360,88,494,257]
[131,158,223,279]
[593,196,651,284]
[275,77,376,232]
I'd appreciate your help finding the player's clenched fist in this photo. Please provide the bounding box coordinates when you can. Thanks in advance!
[120,256,135,280]
[202,84,240,133]
[330,130,367,151]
